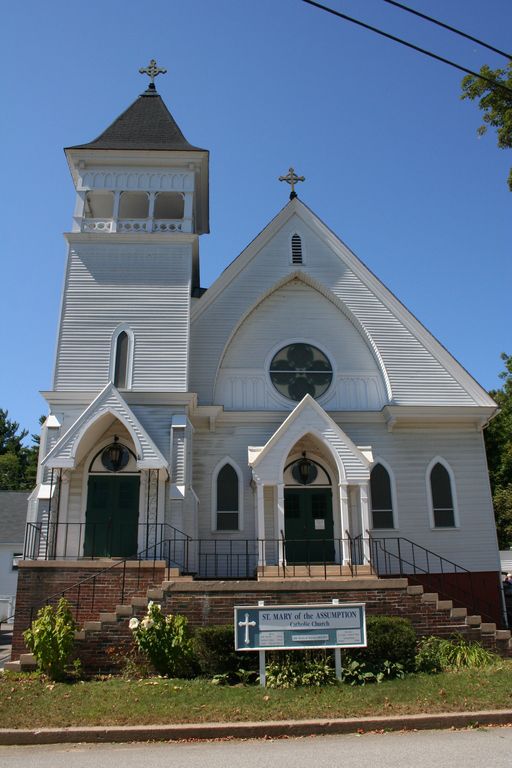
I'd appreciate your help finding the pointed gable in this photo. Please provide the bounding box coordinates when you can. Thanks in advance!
[190,198,495,410]
[42,383,168,471]
[248,395,371,485]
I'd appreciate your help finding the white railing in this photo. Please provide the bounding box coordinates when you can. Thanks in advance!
[117,218,149,232]
[81,218,113,233]
[153,219,183,232]
[81,218,192,234]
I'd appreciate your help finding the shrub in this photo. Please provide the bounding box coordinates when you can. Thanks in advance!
[349,616,417,671]
[265,654,336,688]
[416,634,497,672]
[23,598,77,681]
[340,658,406,685]
[193,625,257,679]
[130,602,195,677]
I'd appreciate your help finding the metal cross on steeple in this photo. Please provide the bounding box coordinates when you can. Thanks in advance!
[139,59,167,86]
[279,167,305,199]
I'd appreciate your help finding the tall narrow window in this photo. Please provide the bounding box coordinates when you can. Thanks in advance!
[114,331,129,388]
[430,462,455,527]
[291,234,303,264]
[216,463,239,531]
[370,463,394,529]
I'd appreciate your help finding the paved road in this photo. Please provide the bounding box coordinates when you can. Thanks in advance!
[1,728,512,768]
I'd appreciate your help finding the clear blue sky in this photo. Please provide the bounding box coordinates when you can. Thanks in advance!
[1,0,510,439]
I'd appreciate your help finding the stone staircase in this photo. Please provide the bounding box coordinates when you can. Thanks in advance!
[6,574,511,674]
[257,564,375,580]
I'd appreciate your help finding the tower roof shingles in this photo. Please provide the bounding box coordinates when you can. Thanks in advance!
[67,87,205,152]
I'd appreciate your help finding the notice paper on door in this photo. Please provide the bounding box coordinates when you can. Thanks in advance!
[314,519,325,530]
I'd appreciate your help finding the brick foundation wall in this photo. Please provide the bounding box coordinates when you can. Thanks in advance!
[12,560,166,658]
[78,579,512,674]
[13,566,510,674]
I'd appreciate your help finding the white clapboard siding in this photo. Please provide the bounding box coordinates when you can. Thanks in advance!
[190,207,483,408]
[54,243,192,391]
[192,418,497,573]
[215,281,387,410]
[344,422,499,573]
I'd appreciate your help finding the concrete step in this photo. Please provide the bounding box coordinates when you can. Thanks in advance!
[450,607,468,619]
[257,564,373,579]
[4,660,21,672]
[147,589,164,600]
[421,592,439,604]
[83,621,102,632]
[98,612,117,624]
[467,615,482,626]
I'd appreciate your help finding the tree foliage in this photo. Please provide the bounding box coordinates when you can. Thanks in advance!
[461,62,512,190]
[484,353,512,548]
[0,409,42,491]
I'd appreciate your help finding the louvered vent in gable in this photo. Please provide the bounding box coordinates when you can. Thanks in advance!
[291,234,303,264]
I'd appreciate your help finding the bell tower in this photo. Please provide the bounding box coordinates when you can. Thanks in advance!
[52,62,209,394]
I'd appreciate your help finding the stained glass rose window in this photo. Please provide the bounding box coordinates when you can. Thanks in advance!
[269,344,332,401]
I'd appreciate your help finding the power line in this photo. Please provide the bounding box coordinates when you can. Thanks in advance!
[382,0,512,60]
[301,0,512,98]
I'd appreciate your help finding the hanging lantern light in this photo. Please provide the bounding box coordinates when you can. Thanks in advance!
[101,436,129,472]
[292,452,318,485]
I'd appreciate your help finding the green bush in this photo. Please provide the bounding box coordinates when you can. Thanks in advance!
[193,625,258,679]
[265,655,336,688]
[23,598,77,681]
[349,616,417,671]
[129,602,196,677]
[416,634,497,673]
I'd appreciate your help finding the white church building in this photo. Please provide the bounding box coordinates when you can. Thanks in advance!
[24,66,502,620]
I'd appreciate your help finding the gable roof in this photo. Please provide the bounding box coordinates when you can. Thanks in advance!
[0,491,28,543]
[42,383,168,471]
[67,86,206,152]
[249,394,371,485]
[191,198,496,410]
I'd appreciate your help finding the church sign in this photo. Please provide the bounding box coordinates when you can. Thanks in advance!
[234,603,366,651]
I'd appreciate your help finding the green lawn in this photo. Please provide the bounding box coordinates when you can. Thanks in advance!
[1,663,512,728]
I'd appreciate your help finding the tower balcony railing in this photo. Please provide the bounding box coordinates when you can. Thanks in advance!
[80,217,192,234]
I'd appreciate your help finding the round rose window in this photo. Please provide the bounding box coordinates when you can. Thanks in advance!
[269,343,333,401]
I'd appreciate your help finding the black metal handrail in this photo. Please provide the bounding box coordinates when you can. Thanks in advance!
[24,521,191,561]
[24,525,192,623]
[20,523,502,626]
[368,533,498,624]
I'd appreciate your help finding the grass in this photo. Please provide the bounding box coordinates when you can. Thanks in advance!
[1,662,512,729]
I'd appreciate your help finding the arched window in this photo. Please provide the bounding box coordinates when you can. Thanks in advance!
[215,463,240,531]
[291,234,303,264]
[370,463,394,529]
[429,462,456,527]
[111,327,133,389]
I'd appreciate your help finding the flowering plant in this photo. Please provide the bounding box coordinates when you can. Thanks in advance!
[129,602,195,677]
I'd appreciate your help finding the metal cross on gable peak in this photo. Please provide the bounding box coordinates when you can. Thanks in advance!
[279,167,305,199]
[139,58,167,86]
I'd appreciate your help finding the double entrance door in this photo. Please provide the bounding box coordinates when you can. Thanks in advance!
[84,475,140,558]
[284,487,335,564]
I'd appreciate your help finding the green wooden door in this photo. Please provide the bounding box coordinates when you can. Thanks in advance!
[284,488,335,564]
[84,475,140,558]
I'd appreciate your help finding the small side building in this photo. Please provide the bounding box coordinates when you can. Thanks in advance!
[0,492,27,622]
